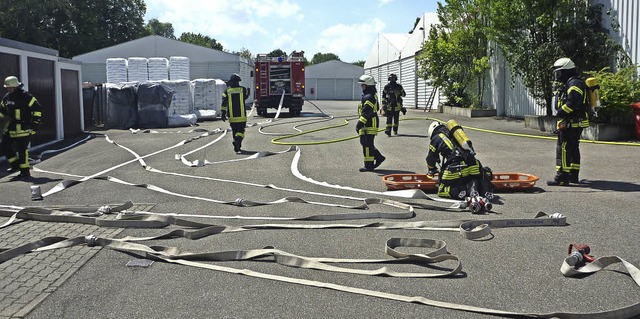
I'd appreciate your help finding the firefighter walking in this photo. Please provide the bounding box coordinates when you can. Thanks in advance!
[0,76,42,180]
[355,75,385,172]
[221,74,249,154]
[381,73,406,136]
[547,58,589,186]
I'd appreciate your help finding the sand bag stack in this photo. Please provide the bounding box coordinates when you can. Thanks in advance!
[169,56,190,80]
[106,58,128,83]
[148,57,169,81]
[127,57,149,83]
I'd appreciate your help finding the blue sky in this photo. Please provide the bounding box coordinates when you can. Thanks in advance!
[144,0,440,63]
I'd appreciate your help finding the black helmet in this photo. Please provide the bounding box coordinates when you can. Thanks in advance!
[229,73,241,83]
[388,74,397,82]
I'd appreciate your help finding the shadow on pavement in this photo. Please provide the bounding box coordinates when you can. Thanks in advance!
[586,180,640,192]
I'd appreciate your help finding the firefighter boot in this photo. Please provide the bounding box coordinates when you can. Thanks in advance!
[570,170,590,185]
[385,130,391,137]
[374,155,386,169]
[16,168,31,180]
[6,162,18,173]
[547,171,569,186]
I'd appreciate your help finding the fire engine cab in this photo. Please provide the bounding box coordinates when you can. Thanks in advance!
[253,51,305,116]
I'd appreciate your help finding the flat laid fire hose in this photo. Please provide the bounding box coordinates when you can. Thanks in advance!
[0,203,638,318]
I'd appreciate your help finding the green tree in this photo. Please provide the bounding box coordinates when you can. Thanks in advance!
[417,0,490,108]
[267,49,287,57]
[0,0,147,58]
[145,18,175,39]
[352,60,365,67]
[486,0,623,115]
[179,32,223,50]
[233,47,253,60]
[309,52,340,65]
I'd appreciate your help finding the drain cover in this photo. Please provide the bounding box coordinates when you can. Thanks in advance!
[126,259,154,268]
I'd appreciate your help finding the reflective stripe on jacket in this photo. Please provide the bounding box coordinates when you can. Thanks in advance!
[221,86,248,123]
[357,88,379,135]
[0,89,42,138]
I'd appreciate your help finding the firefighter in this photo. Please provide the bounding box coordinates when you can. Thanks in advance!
[425,121,493,199]
[221,74,249,153]
[381,73,406,136]
[0,76,42,179]
[356,74,385,172]
[547,58,590,186]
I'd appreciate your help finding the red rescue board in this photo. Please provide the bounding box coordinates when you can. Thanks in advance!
[382,172,539,191]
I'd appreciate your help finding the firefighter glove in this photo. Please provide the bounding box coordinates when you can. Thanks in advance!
[401,107,407,115]
[355,121,364,133]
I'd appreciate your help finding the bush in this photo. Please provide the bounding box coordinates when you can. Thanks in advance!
[586,65,640,124]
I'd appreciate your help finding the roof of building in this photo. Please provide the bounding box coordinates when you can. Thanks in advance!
[72,35,244,63]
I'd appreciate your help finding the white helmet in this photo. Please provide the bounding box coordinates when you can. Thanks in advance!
[4,76,21,88]
[553,58,575,71]
[427,121,441,139]
[358,74,376,86]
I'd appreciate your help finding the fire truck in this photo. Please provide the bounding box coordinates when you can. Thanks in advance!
[253,51,305,116]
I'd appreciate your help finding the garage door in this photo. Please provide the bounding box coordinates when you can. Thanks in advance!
[316,79,335,99]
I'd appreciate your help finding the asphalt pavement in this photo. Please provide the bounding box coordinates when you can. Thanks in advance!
[1,100,639,319]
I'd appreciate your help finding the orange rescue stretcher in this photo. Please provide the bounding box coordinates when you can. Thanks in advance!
[382,172,539,191]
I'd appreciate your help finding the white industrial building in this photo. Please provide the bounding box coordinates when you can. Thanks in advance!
[305,60,363,100]
[364,12,441,110]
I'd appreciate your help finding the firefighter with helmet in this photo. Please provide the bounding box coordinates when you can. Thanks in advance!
[425,121,493,200]
[381,73,406,136]
[221,73,249,153]
[0,76,42,180]
[355,74,385,172]
[547,57,589,186]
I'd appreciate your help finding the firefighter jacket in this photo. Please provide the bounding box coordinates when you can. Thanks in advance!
[426,129,481,186]
[0,88,42,138]
[357,86,380,136]
[555,76,589,129]
[221,85,248,123]
[382,82,406,112]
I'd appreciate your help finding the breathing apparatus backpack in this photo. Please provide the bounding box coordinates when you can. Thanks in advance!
[585,77,601,119]
[443,120,494,193]
[445,119,475,156]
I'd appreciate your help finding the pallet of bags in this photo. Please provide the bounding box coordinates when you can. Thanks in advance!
[192,78,226,120]
[148,57,169,81]
[160,80,193,116]
[137,82,173,128]
[169,56,190,80]
[106,82,138,129]
[106,58,128,83]
[127,57,149,83]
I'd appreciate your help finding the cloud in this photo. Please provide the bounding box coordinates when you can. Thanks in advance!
[145,0,302,38]
[315,19,386,61]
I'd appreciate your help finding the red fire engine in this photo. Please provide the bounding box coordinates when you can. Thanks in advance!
[253,51,305,116]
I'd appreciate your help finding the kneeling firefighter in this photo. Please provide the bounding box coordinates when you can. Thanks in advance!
[425,120,493,200]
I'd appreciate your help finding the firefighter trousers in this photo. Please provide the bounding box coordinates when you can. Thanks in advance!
[385,110,400,134]
[555,127,582,177]
[359,134,384,170]
[230,122,246,149]
[1,135,30,173]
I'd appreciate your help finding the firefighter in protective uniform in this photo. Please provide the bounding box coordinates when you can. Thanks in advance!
[425,121,493,199]
[221,74,249,153]
[0,76,42,179]
[381,73,406,136]
[547,58,589,186]
[356,74,385,172]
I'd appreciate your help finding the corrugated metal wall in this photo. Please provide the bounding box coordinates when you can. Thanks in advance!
[27,57,56,145]
[61,69,82,136]
[596,0,640,67]
[0,52,20,97]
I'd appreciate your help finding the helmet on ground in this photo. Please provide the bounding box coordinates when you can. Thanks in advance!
[4,76,21,88]
[427,121,442,139]
[553,58,575,71]
[388,73,398,82]
[358,74,376,86]
[229,73,241,83]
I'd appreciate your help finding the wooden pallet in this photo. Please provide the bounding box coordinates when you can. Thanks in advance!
[382,172,539,191]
